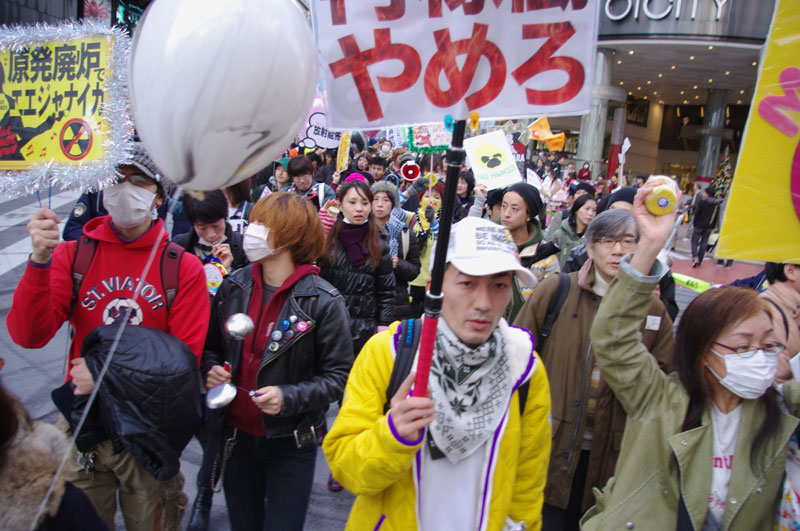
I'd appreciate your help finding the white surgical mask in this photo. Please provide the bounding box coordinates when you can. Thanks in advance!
[708,348,778,400]
[381,145,391,154]
[103,181,157,229]
[243,223,283,262]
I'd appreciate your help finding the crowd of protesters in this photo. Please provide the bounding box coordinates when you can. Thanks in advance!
[3,133,799,531]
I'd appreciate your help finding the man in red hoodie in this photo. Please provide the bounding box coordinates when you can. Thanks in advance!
[7,142,209,530]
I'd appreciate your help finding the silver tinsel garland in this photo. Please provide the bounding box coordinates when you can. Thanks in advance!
[0,19,133,198]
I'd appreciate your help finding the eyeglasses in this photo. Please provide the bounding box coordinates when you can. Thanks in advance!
[593,236,638,250]
[713,341,785,357]
[115,172,155,187]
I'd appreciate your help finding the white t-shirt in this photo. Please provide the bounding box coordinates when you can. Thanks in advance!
[418,438,485,530]
[703,403,742,531]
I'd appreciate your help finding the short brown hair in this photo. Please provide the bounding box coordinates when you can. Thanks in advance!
[248,192,325,265]
[287,155,313,178]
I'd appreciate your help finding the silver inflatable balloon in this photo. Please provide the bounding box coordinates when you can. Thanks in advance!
[225,313,254,340]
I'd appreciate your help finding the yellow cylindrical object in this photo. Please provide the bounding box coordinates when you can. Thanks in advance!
[645,175,678,215]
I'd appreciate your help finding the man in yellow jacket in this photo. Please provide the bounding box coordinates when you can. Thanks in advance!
[323,217,552,531]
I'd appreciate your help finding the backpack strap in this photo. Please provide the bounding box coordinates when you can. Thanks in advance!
[517,381,530,415]
[538,272,571,352]
[384,319,422,414]
[160,241,184,312]
[70,235,97,315]
[764,297,791,339]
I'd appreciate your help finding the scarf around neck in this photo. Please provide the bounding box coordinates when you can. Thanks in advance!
[387,208,405,257]
[428,318,512,464]
[338,222,370,266]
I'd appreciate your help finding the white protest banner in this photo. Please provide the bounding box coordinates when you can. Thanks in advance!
[526,168,542,191]
[465,130,522,190]
[312,1,599,129]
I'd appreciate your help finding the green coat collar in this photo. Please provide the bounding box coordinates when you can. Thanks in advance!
[669,399,798,530]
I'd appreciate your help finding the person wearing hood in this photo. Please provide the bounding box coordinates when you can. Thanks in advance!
[550,194,597,268]
[7,141,210,530]
[501,182,560,321]
[0,381,108,531]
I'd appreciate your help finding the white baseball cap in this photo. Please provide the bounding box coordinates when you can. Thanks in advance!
[433,217,538,288]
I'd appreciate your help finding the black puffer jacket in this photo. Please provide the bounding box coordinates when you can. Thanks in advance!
[202,266,353,438]
[73,324,204,481]
[321,228,396,354]
[172,223,249,273]
[392,226,421,320]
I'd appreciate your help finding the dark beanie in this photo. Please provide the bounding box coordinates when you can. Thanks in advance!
[506,182,543,219]
[603,187,637,212]
[486,188,505,208]
[574,181,596,197]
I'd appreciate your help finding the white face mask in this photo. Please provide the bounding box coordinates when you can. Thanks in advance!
[243,223,283,262]
[381,144,391,154]
[708,348,778,400]
[103,181,157,229]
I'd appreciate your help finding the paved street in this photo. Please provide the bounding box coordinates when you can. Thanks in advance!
[0,190,762,529]
[0,190,354,530]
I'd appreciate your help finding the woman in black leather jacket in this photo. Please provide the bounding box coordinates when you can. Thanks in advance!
[320,176,396,356]
[201,192,353,531]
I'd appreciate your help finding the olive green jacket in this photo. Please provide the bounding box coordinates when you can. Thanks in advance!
[583,257,800,531]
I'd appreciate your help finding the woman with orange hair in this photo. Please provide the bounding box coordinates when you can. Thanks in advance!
[201,192,353,531]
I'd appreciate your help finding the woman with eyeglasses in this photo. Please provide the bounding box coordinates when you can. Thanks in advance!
[582,182,796,531]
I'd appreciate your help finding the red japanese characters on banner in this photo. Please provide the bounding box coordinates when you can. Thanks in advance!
[312,0,598,129]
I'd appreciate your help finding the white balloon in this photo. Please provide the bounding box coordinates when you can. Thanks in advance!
[129,0,318,190]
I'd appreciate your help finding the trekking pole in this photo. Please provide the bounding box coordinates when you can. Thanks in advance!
[413,119,466,397]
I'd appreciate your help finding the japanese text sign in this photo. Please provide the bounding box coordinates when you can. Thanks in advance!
[0,22,131,197]
[718,0,800,263]
[312,0,599,129]
[408,122,452,153]
[464,130,522,190]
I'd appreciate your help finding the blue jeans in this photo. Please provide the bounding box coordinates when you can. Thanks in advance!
[223,430,317,531]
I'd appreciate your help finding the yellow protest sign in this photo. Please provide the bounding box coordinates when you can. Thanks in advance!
[0,36,110,167]
[336,131,351,172]
[0,22,131,197]
[717,0,800,263]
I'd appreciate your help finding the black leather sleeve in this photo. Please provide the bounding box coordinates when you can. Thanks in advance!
[278,289,354,417]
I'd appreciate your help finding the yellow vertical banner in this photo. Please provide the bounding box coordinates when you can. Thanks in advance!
[336,132,351,172]
[717,0,800,263]
[0,22,131,197]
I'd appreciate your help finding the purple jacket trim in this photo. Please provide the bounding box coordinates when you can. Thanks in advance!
[388,412,425,446]
[27,256,51,269]
[373,514,386,530]
[478,325,537,530]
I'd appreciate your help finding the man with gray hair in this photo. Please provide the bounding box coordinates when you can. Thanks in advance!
[514,209,675,530]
